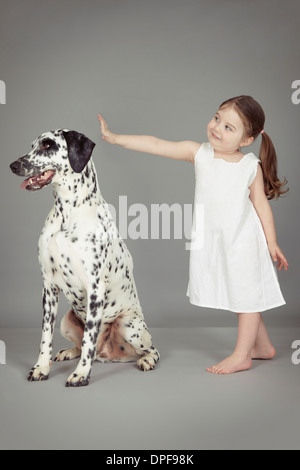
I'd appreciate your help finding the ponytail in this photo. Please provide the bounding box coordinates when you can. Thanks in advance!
[259,132,289,200]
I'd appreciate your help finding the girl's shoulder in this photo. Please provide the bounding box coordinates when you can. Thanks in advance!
[193,142,210,164]
[245,152,260,163]
[244,152,262,174]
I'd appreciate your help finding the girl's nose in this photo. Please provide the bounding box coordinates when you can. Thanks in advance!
[214,121,222,131]
[213,125,222,137]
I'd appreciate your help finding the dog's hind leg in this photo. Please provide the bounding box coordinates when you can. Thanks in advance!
[54,309,83,362]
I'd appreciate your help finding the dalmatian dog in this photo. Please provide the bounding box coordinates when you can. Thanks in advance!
[10,129,160,387]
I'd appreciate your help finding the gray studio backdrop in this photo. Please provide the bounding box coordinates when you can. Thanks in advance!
[0,0,299,327]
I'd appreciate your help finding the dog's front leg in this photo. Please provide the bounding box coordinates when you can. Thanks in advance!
[28,283,59,381]
[65,282,105,387]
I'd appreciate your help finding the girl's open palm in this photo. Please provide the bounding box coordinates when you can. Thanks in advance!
[98,114,116,144]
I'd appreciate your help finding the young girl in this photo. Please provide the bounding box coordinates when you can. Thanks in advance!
[97,95,289,375]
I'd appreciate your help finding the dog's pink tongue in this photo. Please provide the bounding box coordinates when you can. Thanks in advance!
[20,177,31,189]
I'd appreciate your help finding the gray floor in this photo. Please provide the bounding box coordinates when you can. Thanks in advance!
[0,327,299,450]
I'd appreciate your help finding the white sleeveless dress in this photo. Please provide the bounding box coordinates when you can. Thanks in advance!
[187,142,286,313]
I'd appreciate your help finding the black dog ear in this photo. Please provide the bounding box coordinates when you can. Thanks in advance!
[62,130,96,173]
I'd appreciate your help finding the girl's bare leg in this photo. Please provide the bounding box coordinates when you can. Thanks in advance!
[251,315,276,359]
[206,312,261,375]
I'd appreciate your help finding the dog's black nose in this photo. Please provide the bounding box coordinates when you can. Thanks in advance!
[10,161,21,174]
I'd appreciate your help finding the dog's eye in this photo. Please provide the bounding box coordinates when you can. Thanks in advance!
[40,139,55,150]
[39,138,59,153]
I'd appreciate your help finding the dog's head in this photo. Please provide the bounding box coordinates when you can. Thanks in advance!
[10,129,96,191]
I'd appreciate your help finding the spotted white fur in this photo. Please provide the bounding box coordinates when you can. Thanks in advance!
[10,129,160,387]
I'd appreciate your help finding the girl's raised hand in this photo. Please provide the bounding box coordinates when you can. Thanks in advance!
[97,114,117,144]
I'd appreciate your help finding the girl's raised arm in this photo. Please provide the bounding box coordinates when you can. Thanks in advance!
[98,114,200,163]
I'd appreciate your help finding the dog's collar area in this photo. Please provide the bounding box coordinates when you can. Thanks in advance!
[20,170,55,191]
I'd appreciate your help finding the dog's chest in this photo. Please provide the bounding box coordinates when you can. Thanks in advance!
[39,221,88,313]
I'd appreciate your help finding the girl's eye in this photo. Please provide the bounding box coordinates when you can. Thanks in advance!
[225,125,232,131]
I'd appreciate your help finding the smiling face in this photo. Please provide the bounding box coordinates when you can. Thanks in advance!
[207,105,253,155]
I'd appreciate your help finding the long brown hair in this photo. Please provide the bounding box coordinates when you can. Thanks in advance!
[219,95,289,200]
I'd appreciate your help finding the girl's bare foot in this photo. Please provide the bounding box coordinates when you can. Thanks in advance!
[251,344,276,360]
[206,353,252,375]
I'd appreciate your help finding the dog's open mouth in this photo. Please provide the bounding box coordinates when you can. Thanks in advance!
[20,170,55,191]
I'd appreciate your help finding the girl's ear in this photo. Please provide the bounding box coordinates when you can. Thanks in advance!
[240,136,254,148]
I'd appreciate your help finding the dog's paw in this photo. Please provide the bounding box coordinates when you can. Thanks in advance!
[65,372,90,387]
[54,348,81,362]
[137,355,156,371]
[28,364,51,382]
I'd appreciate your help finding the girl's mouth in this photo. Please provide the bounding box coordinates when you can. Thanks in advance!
[211,132,221,140]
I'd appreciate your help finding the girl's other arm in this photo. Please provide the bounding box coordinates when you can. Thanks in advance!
[98,114,200,163]
[249,164,289,271]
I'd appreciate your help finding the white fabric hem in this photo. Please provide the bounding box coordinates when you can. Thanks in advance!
[187,294,286,313]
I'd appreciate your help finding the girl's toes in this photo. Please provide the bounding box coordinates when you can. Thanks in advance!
[206,365,218,374]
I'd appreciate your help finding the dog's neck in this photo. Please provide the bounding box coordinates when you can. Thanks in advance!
[52,160,102,223]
